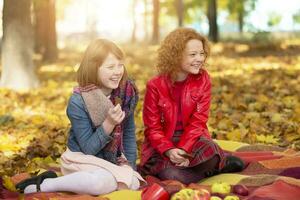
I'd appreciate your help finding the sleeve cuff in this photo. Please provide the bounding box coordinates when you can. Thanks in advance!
[158,145,175,159]
[96,126,113,144]
[177,143,193,153]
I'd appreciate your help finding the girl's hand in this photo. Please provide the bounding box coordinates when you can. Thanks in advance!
[165,148,187,164]
[107,104,125,125]
[175,159,190,167]
[117,156,130,166]
[103,104,125,135]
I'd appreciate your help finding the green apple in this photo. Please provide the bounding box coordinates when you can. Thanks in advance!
[210,196,222,200]
[224,195,240,200]
[171,188,195,200]
[171,188,211,200]
[211,182,231,195]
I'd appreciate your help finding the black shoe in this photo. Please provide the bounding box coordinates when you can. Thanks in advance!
[204,169,220,177]
[16,171,57,193]
[220,155,245,173]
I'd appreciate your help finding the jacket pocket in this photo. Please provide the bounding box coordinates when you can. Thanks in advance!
[190,90,202,112]
[158,98,171,109]
[190,89,202,101]
[157,98,171,124]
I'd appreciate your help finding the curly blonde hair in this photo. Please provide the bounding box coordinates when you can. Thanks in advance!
[156,28,210,80]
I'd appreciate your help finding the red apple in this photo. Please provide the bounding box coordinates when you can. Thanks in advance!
[194,188,211,200]
[232,184,249,196]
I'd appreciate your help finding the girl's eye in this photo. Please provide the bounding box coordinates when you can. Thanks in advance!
[189,54,196,57]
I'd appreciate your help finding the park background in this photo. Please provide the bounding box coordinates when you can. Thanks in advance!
[0,0,300,176]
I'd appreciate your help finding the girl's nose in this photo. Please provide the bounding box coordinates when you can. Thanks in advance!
[113,70,121,75]
[113,67,123,75]
[196,53,205,61]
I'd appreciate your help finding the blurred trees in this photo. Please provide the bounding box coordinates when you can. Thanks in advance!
[153,0,220,42]
[131,0,138,43]
[0,0,38,90]
[148,0,259,42]
[33,0,58,62]
[207,0,218,42]
[143,0,150,42]
[0,0,59,91]
[267,12,282,28]
[175,0,184,27]
[152,0,160,44]
[161,0,186,27]
[0,0,296,91]
[293,10,300,25]
[227,0,257,33]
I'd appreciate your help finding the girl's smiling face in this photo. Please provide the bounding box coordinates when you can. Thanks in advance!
[177,39,206,81]
[98,53,124,95]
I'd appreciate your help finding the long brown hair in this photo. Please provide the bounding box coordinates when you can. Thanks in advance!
[77,38,128,87]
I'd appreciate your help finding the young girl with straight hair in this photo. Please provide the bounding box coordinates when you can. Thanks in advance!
[16,38,145,195]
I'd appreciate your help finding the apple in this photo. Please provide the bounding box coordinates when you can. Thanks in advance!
[211,182,231,195]
[171,188,211,200]
[194,188,211,200]
[171,188,195,200]
[224,195,240,200]
[232,184,249,196]
[210,196,222,200]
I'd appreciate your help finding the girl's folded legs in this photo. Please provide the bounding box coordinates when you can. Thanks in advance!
[24,169,118,195]
[157,155,220,185]
[191,155,220,177]
[157,166,202,185]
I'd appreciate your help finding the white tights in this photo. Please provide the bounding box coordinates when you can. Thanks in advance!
[24,168,140,195]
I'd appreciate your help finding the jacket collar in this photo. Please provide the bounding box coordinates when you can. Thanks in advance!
[162,70,204,101]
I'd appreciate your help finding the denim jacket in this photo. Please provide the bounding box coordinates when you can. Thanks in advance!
[66,93,137,168]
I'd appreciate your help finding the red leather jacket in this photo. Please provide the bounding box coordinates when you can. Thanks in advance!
[141,70,212,166]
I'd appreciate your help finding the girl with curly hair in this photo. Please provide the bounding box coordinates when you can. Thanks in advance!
[140,28,244,184]
[16,39,145,195]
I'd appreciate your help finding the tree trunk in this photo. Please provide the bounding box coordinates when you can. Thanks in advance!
[1,0,39,91]
[131,0,137,43]
[238,10,244,33]
[176,0,184,27]
[207,0,218,42]
[152,0,159,44]
[144,0,149,42]
[33,0,58,62]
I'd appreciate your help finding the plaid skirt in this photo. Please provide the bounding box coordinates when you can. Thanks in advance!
[140,131,225,176]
